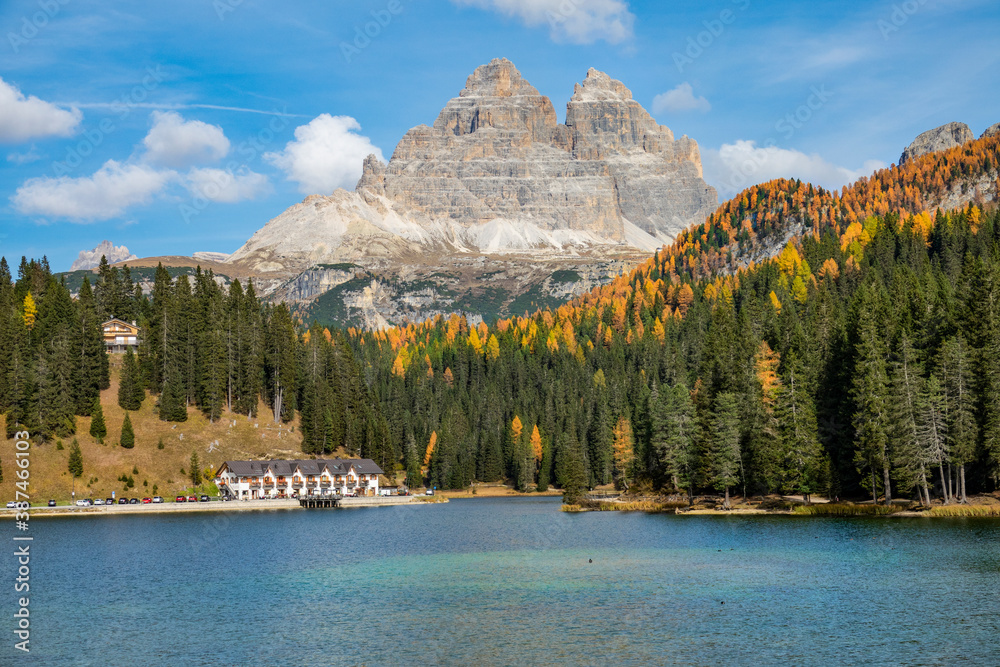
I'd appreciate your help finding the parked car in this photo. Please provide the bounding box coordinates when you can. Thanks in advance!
[76,499,92,507]
[199,495,210,502]
[142,497,152,504]
[105,498,114,505]
[6,501,17,508]
[118,498,128,505]
[93,498,104,506]
[47,499,56,507]
[187,495,197,502]
[152,496,163,504]
[129,498,139,504]
[175,496,186,503]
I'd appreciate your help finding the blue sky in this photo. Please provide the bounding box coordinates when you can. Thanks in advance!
[0,0,997,271]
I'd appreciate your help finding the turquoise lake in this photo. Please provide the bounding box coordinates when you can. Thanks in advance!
[6,497,1000,666]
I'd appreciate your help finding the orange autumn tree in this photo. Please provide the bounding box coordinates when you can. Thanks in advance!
[612,416,635,490]
[423,431,437,467]
[511,416,523,447]
[530,424,542,463]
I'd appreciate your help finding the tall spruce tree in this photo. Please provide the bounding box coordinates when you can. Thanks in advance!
[68,438,84,479]
[89,399,107,443]
[708,392,742,509]
[852,287,893,504]
[120,412,135,449]
[118,347,143,410]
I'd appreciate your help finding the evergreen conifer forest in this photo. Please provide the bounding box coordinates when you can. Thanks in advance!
[3,135,1000,504]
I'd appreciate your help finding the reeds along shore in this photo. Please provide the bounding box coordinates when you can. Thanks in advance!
[562,499,1000,516]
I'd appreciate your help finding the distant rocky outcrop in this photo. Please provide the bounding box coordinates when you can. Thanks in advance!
[982,122,1000,139]
[900,122,974,165]
[192,251,231,263]
[228,58,717,274]
[70,240,137,271]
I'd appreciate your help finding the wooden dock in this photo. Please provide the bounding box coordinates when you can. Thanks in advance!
[299,497,341,508]
[298,496,419,509]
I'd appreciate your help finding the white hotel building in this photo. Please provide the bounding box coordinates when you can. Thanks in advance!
[214,459,384,499]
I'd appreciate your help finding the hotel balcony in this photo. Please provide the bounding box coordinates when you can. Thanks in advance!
[249,483,261,489]
[306,482,317,488]
[320,481,331,488]
[291,481,303,488]
[263,481,274,487]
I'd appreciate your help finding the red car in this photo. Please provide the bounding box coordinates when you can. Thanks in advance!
[187,495,197,502]
[175,496,186,503]
[142,498,152,504]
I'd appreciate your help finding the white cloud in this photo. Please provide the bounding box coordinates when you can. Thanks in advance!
[12,160,174,221]
[0,77,81,143]
[451,0,634,44]
[142,111,230,167]
[265,114,383,195]
[703,140,886,199]
[652,83,711,114]
[185,167,270,203]
[7,146,42,165]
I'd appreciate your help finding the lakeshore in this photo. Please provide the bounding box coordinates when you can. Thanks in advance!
[564,493,1000,517]
[3,494,429,518]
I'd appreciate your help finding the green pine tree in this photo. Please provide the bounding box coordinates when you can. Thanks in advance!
[89,399,107,442]
[190,451,202,486]
[119,412,135,449]
[118,347,143,410]
[68,439,84,478]
[708,392,742,509]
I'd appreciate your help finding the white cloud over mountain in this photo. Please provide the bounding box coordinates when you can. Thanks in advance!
[185,167,269,203]
[265,114,383,195]
[12,160,175,222]
[0,77,82,143]
[702,140,886,199]
[652,83,711,114]
[142,111,230,167]
[10,111,265,222]
[451,0,634,44]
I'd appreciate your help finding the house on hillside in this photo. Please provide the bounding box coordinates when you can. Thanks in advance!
[102,318,140,353]
[214,459,384,499]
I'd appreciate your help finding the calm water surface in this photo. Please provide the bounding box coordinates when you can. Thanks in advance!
[5,498,1000,666]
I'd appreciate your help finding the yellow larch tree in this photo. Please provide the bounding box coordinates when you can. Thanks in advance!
[423,431,437,467]
[530,424,542,463]
[22,293,37,329]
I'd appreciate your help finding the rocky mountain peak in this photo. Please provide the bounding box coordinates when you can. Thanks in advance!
[431,58,557,141]
[229,59,717,275]
[982,122,1000,139]
[459,57,539,98]
[70,240,137,271]
[571,67,633,102]
[900,122,974,164]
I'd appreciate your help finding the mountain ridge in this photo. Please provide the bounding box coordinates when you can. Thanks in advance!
[226,58,717,275]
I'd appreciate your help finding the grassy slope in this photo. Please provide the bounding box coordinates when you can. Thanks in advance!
[0,355,316,503]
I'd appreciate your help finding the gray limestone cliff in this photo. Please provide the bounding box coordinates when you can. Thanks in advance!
[229,59,717,274]
[900,122,974,165]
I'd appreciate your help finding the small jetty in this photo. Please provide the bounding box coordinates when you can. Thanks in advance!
[298,495,419,509]
[299,497,341,509]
